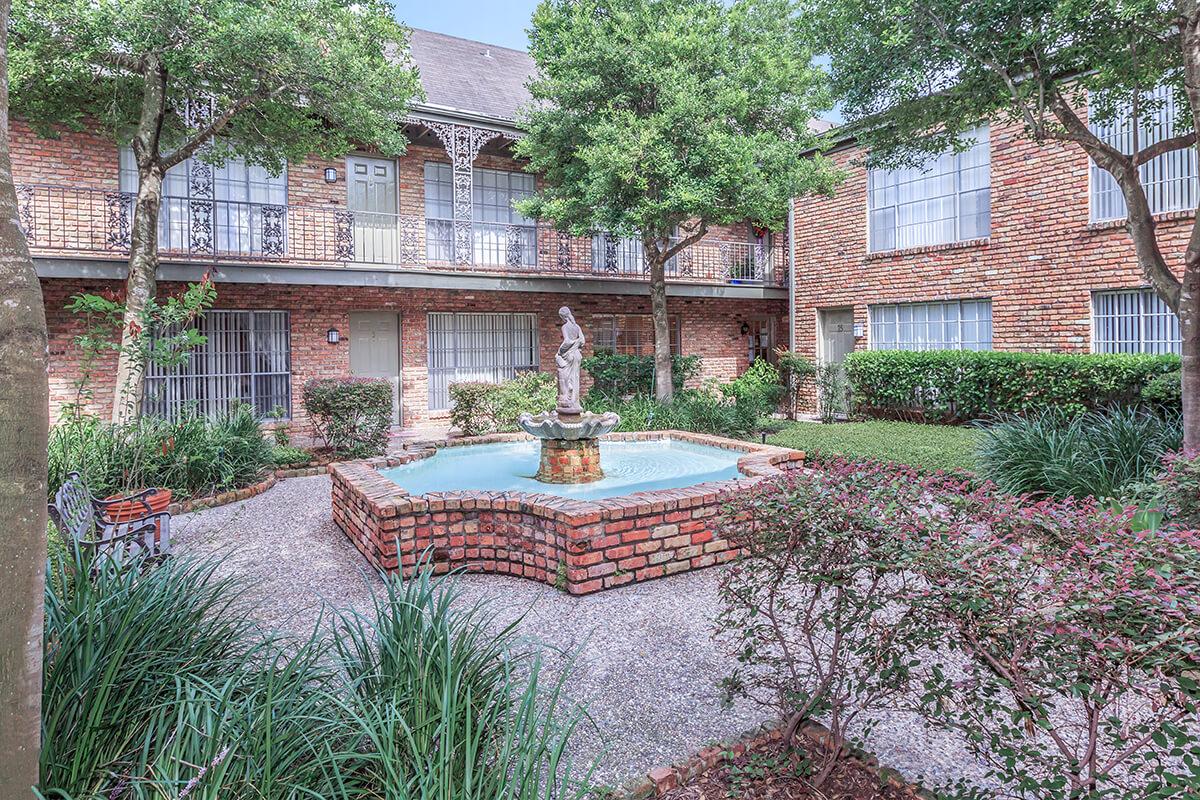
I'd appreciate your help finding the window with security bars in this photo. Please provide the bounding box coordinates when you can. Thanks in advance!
[868,125,991,252]
[1092,289,1180,354]
[591,314,682,356]
[427,312,539,411]
[1090,86,1198,222]
[120,147,287,255]
[143,310,291,419]
[423,163,537,266]
[869,300,993,351]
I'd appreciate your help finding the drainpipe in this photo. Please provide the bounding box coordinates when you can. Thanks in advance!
[787,199,796,352]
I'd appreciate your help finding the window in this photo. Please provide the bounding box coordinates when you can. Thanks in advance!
[119,147,287,255]
[424,163,537,266]
[1090,86,1198,221]
[427,312,539,411]
[869,300,992,351]
[591,314,682,356]
[1092,289,1180,354]
[142,310,291,419]
[868,126,991,252]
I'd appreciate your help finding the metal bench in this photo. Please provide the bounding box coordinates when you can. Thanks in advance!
[48,472,172,563]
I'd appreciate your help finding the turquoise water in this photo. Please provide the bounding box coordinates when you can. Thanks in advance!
[379,439,745,500]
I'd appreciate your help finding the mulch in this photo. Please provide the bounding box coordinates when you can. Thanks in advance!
[660,738,915,800]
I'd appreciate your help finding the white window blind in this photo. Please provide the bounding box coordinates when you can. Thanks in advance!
[424,163,536,266]
[427,312,539,411]
[119,147,287,254]
[1092,289,1180,354]
[143,310,291,419]
[870,299,993,351]
[868,126,991,252]
[1090,86,1198,222]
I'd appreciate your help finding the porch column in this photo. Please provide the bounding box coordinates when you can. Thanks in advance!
[426,122,503,265]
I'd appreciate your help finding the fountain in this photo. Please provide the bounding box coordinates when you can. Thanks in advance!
[517,306,620,483]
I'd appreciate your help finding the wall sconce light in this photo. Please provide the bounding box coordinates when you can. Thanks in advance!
[323,167,338,184]
[327,328,340,344]
[739,322,751,336]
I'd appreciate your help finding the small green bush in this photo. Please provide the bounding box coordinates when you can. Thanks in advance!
[582,352,701,397]
[270,445,313,467]
[846,350,1179,422]
[1141,369,1182,408]
[975,406,1183,499]
[1125,449,1200,528]
[720,359,785,421]
[47,405,273,500]
[302,377,393,458]
[449,372,557,436]
[586,387,757,437]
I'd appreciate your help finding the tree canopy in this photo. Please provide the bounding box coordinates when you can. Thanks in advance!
[11,0,421,173]
[515,0,840,242]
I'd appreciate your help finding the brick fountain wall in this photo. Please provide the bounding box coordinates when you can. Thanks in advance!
[330,430,805,594]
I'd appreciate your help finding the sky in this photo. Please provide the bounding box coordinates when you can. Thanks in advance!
[395,1,539,51]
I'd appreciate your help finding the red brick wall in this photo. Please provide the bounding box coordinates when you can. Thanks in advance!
[790,118,1193,409]
[43,277,786,430]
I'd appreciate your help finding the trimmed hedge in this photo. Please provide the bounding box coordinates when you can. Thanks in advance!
[302,377,393,457]
[448,371,556,437]
[582,352,701,397]
[845,350,1180,422]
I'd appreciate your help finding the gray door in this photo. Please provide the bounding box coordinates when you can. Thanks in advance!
[819,308,855,365]
[349,312,401,425]
[346,156,398,264]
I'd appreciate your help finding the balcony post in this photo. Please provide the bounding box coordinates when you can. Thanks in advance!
[426,121,502,266]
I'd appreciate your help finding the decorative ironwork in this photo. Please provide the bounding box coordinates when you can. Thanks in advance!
[677,245,695,277]
[189,200,214,254]
[16,185,33,240]
[333,210,355,261]
[104,191,133,251]
[261,204,286,257]
[398,215,421,264]
[557,230,573,271]
[603,234,620,273]
[426,121,504,265]
[504,225,524,268]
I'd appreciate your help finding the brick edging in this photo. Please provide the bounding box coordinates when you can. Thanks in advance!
[167,463,330,515]
[620,718,933,800]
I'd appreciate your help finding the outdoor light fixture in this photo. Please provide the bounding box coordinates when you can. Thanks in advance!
[739,322,751,336]
[327,328,340,344]
[324,167,338,183]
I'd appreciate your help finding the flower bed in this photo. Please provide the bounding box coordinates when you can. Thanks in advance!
[330,430,804,594]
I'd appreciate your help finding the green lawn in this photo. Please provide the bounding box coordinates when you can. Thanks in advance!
[761,419,981,474]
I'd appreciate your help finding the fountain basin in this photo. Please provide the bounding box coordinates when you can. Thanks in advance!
[331,431,805,595]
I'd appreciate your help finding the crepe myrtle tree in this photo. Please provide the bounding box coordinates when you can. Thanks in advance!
[11,0,421,423]
[516,0,839,402]
[806,0,1200,446]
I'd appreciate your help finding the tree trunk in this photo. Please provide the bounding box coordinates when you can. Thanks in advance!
[648,254,674,403]
[0,0,50,789]
[112,169,163,425]
[1182,259,1200,450]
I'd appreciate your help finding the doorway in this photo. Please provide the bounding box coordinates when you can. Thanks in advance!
[346,156,398,264]
[817,308,855,366]
[349,312,402,426]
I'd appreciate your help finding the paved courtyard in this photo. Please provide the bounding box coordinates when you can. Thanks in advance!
[172,473,984,789]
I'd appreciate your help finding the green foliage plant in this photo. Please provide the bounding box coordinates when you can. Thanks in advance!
[302,377,393,459]
[581,352,700,398]
[449,372,557,437]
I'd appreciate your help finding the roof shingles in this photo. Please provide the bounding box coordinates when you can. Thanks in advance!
[409,28,534,123]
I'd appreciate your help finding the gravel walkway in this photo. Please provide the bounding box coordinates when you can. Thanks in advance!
[172,474,986,790]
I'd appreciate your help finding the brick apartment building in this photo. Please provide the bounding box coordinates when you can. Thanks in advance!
[789,86,1194,412]
[20,29,787,432]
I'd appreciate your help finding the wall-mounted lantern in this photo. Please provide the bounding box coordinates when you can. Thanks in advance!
[324,167,338,184]
[327,327,340,344]
[739,322,751,336]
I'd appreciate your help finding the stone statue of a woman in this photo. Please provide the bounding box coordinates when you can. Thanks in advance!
[555,306,584,415]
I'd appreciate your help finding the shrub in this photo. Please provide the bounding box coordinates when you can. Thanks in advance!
[975,406,1182,499]
[449,371,556,436]
[775,349,816,418]
[270,444,313,467]
[908,499,1200,799]
[719,358,785,421]
[815,363,850,424]
[1142,368,1182,408]
[1127,448,1200,529]
[47,405,274,500]
[845,349,1179,422]
[581,352,700,397]
[585,387,756,436]
[714,460,980,787]
[302,377,393,458]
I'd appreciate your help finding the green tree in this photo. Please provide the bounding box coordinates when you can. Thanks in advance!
[807,0,1200,447]
[11,0,421,422]
[0,0,48,789]
[516,0,839,402]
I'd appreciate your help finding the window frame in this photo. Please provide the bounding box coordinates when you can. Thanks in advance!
[590,313,683,357]
[142,309,292,420]
[866,125,991,253]
[426,312,540,411]
[423,162,537,266]
[1090,288,1181,354]
[868,299,993,352]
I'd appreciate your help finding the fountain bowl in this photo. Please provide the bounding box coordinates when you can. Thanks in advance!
[516,409,621,441]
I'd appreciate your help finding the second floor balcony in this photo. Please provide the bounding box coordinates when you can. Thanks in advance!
[17,184,786,287]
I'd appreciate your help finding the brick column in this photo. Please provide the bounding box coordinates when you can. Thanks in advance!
[536,438,604,483]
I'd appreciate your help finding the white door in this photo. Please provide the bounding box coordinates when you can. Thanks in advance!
[349,312,401,425]
[818,308,855,365]
[346,157,398,264]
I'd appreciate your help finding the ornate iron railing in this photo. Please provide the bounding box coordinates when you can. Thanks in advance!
[16,184,787,286]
